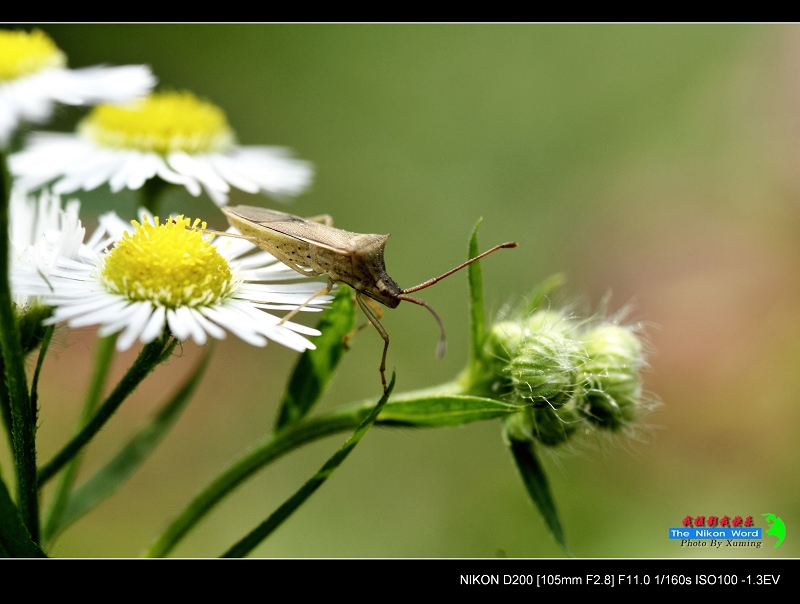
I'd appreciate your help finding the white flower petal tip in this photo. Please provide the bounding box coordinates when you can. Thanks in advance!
[7,90,312,205]
[10,208,329,353]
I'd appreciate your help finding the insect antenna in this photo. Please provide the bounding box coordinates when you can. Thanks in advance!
[397,241,518,358]
[401,242,518,294]
[395,293,447,358]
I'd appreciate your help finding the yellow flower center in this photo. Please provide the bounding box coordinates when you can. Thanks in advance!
[79,91,235,155]
[101,215,234,308]
[0,29,66,82]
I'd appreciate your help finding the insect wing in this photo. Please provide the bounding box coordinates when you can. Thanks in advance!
[223,205,352,254]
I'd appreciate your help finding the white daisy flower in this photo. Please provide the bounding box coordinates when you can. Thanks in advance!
[8,90,313,206]
[11,211,330,352]
[0,28,155,148]
[8,188,86,308]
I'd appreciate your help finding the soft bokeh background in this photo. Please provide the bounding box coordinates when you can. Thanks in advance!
[5,24,799,557]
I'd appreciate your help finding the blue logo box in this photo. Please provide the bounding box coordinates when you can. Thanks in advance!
[668,528,762,539]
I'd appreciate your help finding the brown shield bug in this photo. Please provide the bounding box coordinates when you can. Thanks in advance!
[218,205,517,392]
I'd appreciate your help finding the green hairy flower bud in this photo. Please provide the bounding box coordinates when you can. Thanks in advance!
[483,320,528,367]
[504,399,583,448]
[480,310,580,402]
[483,294,648,447]
[15,303,52,355]
[531,397,583,446]
[525,309,575,335]
[507,330,582,408]
[578,324,645,430]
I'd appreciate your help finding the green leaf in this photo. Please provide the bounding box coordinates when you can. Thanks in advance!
[378,395,523,427]
[508,438,570,555]
[275,285,355,430]
[143,390,516,557]
[49,345,214,539]
[222,373,396,558]
[0,472,45,557]
[467,218,486,363]
[142,403,370,558]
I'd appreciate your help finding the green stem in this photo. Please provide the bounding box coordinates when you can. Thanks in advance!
[143,402,376,558]
[0,471,45,557]
[139,177,170,216]
[42,335,117,545]
[0,358,12,463]
[54,345,214,538]
[142,381,472,558]
[0,151,39,542]
[222,376,395,558]
[28,325,53,426]
[37,335,176,487]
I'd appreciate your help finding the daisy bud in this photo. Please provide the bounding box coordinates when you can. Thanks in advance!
[15,303,52,355]
[525,309,575,335]
[480,310,579,396]
[470,280,650,447]
[530,397,583,446]
[578,324,645,430]
[483,320,526,367]
[504,398,582,447]
[503,408,535,442]
[507,330,582,408]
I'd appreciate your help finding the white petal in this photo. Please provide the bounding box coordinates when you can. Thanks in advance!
[274,318,322,337]
[154,159,202,196]
[47,65,155,105]
[225,299,315,352]
[140,305,167,343]
[96,302,151,336]
[167,307,206,343]
[48,296,130,326]
[116,303,158,350]
[225,146,314,196]
[200,305,268,347]
[205,152,261,193]
[108,151,147,192]
[54,151,131,194]
[167,152,230,204]
[0,65,154,147]
[189,309,226,340]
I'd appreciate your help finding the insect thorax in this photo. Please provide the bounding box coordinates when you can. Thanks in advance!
[323,234,403,308]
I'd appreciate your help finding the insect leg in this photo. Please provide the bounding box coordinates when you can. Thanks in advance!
[278,278,334,326]
[355,292,390,393]
[342,297,384,350]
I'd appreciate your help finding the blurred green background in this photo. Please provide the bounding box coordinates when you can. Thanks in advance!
[6,24,800,557]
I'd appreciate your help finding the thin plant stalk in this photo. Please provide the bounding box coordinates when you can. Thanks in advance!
[142,403,373,557]
[37,335,177,486]
[142,381,517,558]
[42,335,117,545]
[0,151,39,542]
[222,375,394,558]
